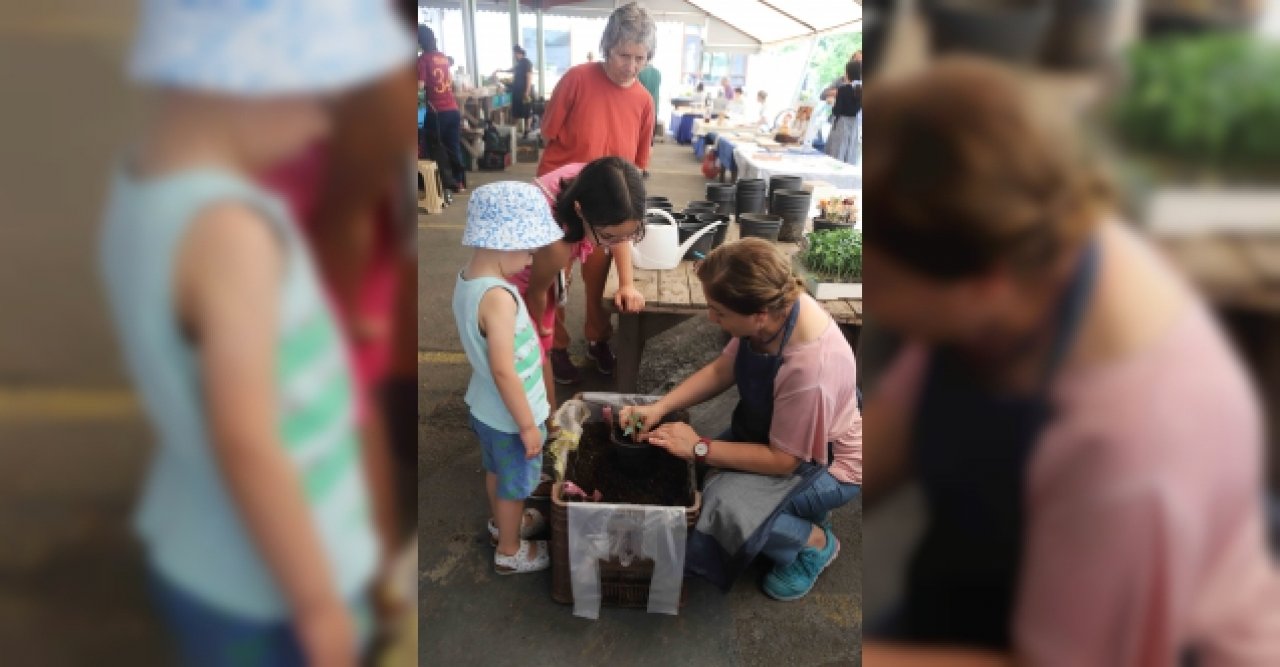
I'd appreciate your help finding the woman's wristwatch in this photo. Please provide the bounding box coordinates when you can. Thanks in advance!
[694,436,711,465]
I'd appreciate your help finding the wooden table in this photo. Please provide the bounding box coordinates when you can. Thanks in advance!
[604,224,861,392]
[1156,233,1280,313]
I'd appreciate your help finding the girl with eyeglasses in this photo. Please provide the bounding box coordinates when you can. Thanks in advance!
[507,156,648,414]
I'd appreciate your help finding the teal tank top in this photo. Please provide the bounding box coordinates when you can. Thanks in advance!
[98,165,378,620]
[452,271,550,432]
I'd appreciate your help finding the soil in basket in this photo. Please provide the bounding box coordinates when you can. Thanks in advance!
[566,422,693,507]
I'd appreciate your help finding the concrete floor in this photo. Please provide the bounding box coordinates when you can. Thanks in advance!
[417,140,862,666]
[0,5,175,664]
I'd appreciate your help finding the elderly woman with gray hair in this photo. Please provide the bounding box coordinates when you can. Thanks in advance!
[535,1,656,385]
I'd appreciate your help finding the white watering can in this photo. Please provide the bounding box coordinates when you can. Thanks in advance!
[630,208,724,270]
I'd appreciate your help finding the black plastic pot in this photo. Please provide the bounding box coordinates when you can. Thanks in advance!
[813,218,854,233]
[1040,0,1118,70]
[646,211,685,225]
[706,183,737,216]
[771,189,812,243]
[767,176,804,212]
[922,0,1052,64]
[677,221,717,261]
[694,212,730,249]
[738,213,783,242]
[683,201,718,219]
[735,178,767,217]
[608,416,678,473]
[706,182,736,197]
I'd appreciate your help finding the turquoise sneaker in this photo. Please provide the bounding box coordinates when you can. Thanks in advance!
[762,524,840,601]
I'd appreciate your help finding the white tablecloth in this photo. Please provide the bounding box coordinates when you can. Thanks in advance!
[734,145,862,190]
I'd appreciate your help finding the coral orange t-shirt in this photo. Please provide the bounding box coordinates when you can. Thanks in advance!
[536,63,654,176]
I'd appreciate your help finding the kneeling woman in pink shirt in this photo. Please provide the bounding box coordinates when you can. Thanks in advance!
[621,238,862,602]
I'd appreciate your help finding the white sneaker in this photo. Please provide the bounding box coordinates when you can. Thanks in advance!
[494,540,550,575]
[487,508,547,547]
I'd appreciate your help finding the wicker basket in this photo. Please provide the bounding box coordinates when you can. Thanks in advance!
[550,481,701,607]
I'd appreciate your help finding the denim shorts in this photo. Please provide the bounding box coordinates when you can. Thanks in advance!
[471,414,545,500]
[147,568,371,667]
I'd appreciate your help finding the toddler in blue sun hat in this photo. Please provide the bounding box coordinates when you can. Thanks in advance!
[453,181,563,574]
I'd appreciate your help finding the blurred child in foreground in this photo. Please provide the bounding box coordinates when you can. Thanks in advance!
[98,1,411,664]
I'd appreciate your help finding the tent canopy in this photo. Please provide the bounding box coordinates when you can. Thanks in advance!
[420,0,862,53]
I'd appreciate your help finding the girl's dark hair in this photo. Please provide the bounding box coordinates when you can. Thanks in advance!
[418,25,437,53]
[846,60,862,83]
[554,157,646,244]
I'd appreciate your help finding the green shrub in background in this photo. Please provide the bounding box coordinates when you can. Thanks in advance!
[1112,35,1280,176]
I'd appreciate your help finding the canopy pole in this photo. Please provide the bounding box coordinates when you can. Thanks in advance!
[536,5,546,99]
[461,0,480,88]
[791,35,819,107]
[510,0,521,52]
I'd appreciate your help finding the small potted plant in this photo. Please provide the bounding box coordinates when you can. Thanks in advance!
[814,195,858,232]
[795,228,862,300]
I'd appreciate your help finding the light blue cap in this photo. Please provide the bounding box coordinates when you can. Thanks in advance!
[129,0,413,96]
[463,182,564,250]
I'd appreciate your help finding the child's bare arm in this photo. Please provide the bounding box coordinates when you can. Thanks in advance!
[478,288,541,449]
[177,203,355,656]
[523,242,569,336]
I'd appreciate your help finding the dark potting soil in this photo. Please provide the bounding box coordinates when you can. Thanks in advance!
[565,422,694,507]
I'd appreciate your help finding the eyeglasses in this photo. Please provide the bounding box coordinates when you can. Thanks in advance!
[587,221,644,247]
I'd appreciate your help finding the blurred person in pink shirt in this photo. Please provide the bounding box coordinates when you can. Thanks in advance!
[859,57,1280,666]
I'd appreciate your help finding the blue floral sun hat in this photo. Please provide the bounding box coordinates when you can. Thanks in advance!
[463,182,564,250]
[129,0,413,96]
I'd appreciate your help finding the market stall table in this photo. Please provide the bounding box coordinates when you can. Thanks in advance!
[670,111,700,144]
[604,224,861,393]
[735,144,861,190]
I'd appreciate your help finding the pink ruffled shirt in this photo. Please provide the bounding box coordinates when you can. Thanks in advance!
[508,162,594,352]
[260,142,400,423]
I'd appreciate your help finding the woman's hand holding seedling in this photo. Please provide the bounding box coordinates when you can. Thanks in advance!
[618,403,666,441]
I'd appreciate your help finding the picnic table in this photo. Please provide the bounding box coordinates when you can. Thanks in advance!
[604,223,861,392]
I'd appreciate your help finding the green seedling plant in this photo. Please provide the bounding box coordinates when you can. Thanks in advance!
[800,228,862,283]
[1112,34,1280,179]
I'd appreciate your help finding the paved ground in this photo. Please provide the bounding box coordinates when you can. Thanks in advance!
[417,141,862,666]
[0,4,175,664]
